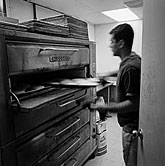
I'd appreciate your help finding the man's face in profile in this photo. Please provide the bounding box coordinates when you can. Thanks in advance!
[109,34,120,57]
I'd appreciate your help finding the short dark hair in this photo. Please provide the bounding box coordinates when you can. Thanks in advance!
[110,23,134,49]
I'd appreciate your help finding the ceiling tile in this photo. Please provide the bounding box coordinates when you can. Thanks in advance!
[30,0,143,24]
[75,0,125,12]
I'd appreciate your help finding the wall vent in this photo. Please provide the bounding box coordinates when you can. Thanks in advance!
[122,0,143,8]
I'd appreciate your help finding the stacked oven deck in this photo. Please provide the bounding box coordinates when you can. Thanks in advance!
[0,31,97,166]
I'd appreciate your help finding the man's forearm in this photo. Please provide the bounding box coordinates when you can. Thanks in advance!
[98,98,139,114]
[98,70,118,78]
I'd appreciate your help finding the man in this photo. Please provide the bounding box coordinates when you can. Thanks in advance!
[92,23,141,166]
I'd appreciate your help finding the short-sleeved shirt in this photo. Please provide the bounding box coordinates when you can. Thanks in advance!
[116,52,141,128]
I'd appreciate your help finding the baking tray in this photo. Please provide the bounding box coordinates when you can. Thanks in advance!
[20,19,69,37]
[13,86,56,101]
[40,14,88,28]
[40,14,89,40]
[45,78,100,88]
[0,21,28,31]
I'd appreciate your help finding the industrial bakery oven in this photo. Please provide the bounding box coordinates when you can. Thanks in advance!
[0,28,97,166]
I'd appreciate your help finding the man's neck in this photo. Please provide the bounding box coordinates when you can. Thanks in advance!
[120,49,131,61]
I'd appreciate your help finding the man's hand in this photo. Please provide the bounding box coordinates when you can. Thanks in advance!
[89,98,107,121]
[90,96,105,109]
[90,102,105,110]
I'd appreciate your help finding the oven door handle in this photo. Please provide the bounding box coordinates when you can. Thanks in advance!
[57,99,77,107]
[38,48,79,56]
[10,90,21,111]
[57,94,88,107]
[61,158,77,166]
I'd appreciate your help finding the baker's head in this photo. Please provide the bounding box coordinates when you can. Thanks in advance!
[109,23,134,56]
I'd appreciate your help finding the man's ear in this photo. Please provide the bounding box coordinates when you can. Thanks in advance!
[118,40,124,48]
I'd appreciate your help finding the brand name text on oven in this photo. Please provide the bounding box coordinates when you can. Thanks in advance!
[49,56,70,62]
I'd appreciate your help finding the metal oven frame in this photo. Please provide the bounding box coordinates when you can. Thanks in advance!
[0,28,97,166]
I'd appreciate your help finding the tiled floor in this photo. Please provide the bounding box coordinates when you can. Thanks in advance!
[84,113,125,166]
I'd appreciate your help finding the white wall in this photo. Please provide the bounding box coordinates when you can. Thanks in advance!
[6,0,33,21]
[138,0,165,165]
[6,0,61,22]
[95,20,143,74]
[88,23,95,42]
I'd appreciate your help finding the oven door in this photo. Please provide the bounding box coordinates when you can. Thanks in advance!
[1,107,91,166]
[7,42,89,74]
[11,87,93,137]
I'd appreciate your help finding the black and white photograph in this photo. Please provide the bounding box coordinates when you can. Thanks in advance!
[0,0,164,166]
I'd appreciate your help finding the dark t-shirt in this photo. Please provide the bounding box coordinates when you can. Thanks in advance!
[116,52,141,128]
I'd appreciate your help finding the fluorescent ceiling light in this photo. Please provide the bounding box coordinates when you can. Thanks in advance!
[102,8,139,22]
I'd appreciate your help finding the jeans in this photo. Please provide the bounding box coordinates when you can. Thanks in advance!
[122,128,138,166]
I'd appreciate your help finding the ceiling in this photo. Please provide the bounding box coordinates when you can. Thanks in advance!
[31,0,143,25]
